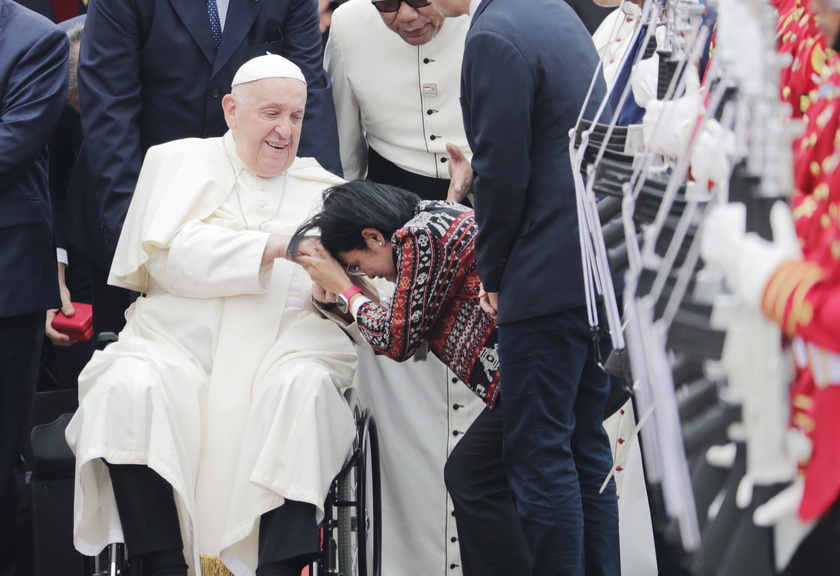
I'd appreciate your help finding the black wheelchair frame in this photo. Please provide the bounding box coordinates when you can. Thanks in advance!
[315,387,382,576]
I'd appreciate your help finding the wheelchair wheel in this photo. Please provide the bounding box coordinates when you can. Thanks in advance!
[336,389,381,576]
[84,543,128,576]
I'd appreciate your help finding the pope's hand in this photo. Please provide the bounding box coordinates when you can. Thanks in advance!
[311,282,338,307]
[294,235,322,258]
[295,240,354,296]
[700,201,802,308]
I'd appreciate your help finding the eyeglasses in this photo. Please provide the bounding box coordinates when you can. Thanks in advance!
[344,249,366,276]
[371,0,432,13]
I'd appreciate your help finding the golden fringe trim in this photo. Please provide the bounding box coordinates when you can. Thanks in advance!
[199,554,235,576]
[762,260,824,334]
[793,393,814,411]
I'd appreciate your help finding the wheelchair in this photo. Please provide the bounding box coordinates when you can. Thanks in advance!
[315,387,382,576]
[30,358,381,576]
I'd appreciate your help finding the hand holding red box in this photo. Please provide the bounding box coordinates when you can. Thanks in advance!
[51,302,93,342]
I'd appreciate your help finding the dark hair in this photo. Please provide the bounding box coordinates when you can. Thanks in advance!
[288,180,422,258]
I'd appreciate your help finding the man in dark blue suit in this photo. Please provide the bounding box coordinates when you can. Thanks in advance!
[431,0,620,574]
[65,0,343,337]
[0,1,68,573]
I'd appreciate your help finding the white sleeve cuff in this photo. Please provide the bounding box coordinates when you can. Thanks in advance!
[351,295,371,318]
[56,248,69,266]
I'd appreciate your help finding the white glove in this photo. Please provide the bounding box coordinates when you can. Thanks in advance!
[690,118,737,189]
[631,55,660,109]
[700,201,802,308]
[753,478,804,527]
[641,65,703,157]
[706,442,737,468]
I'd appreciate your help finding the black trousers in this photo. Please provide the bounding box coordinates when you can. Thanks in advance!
[0,312,45,576]
[90,264,136,340]
[444,405,532,576]
[782,497,840,576]
[108,464,320,575]
[367,147,452,202]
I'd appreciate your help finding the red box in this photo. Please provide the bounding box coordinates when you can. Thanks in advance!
[51,302,93,342]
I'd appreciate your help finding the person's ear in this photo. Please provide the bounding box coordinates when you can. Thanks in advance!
[361,228,385,247]
[222,94,237,129]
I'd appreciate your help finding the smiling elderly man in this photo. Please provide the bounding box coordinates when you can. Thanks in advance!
[65,54,356,576]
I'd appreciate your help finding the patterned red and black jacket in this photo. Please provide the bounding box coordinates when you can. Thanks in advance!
[356,201,501,409]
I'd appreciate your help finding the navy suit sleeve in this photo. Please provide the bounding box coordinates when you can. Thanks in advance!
[282,0,342,176]
[0,25,68,192]
[76,0,143,248]
[461,31,533,292]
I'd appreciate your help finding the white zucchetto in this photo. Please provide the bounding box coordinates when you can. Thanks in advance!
[231,53,307,87]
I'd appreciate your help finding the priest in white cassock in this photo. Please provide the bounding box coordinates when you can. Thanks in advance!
[324,3,483,574]
[325,0,472,200]
[64,54,357,576]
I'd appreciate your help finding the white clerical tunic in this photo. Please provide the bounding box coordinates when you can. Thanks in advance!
[325,0,471,180]
[341,287,483,576]
[326,5,482,575]
[65,132,357,576]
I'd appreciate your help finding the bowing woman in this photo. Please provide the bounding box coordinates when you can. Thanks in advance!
[289,180,531,576]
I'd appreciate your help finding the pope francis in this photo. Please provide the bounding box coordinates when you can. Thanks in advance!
[64,55,357,576]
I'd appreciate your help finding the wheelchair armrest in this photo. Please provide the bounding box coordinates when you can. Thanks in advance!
[30,412,76,479]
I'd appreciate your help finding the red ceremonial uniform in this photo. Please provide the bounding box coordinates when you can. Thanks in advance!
[776,0,830,118]
[762,52,840,522]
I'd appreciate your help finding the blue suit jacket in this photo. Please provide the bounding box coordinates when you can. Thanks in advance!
[66,0,342,269]
[0,0,67,318]
[461,0,609,325]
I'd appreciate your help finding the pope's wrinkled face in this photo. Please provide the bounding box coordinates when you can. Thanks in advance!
[222,77,307,177]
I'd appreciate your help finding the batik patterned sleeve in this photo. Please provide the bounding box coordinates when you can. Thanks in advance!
[356,225,461,361]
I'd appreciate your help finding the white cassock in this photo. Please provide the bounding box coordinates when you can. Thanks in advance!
[326,4,484,574]
[65,132,357,576]
[355,356,483,574]
[325,0,471,181]
[338,287,484,576]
